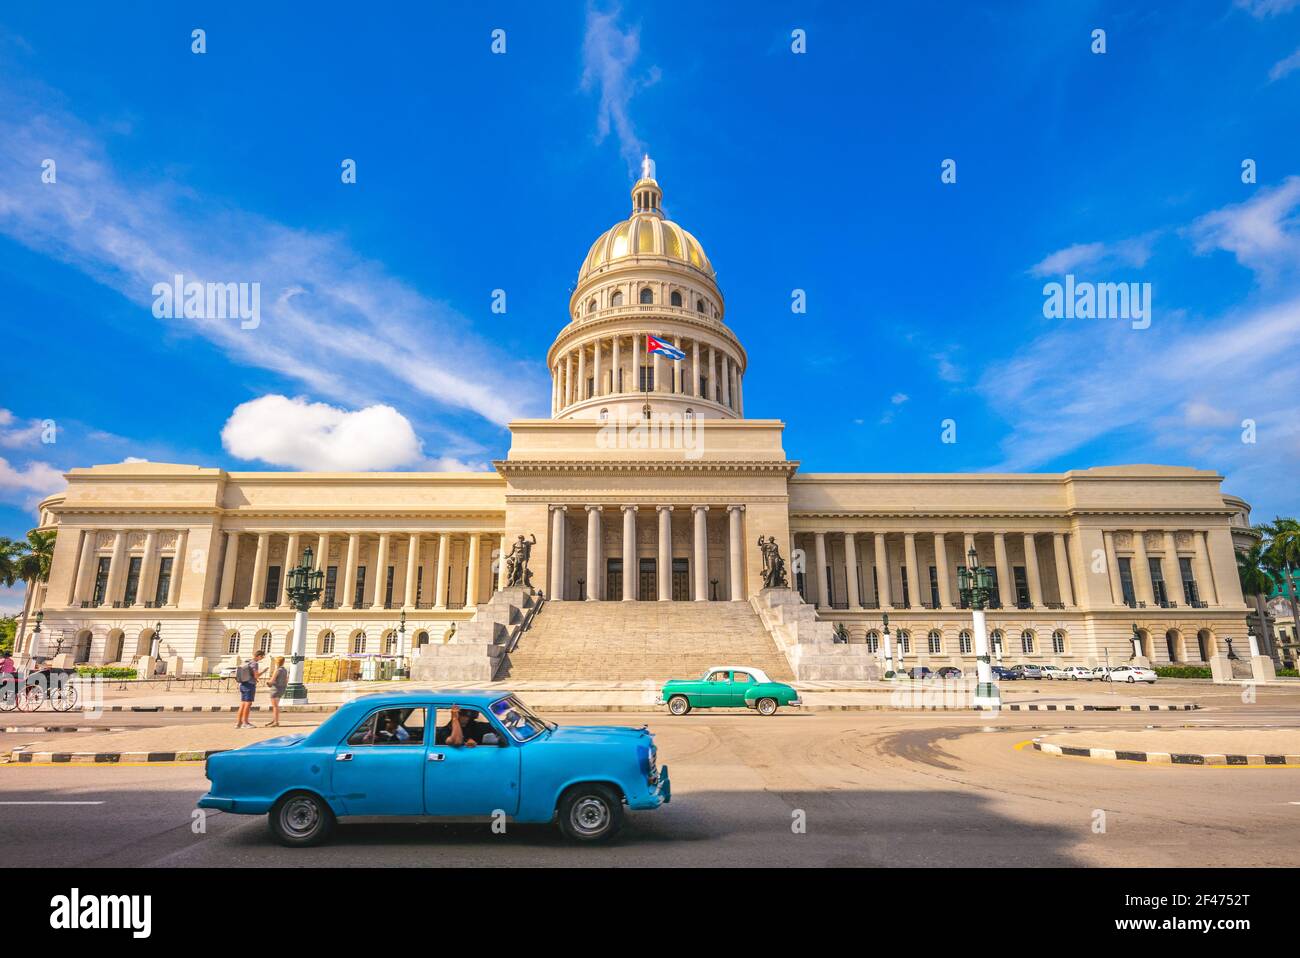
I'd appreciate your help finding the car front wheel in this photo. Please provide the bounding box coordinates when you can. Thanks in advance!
[557,784,624,843]
[667,695,691,716]
[1126,675,1136,683]
[269,791,335,848]
[755,697,778,716]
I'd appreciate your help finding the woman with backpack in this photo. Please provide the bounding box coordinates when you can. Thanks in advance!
[235,649,266,729]
[265,656,287,727]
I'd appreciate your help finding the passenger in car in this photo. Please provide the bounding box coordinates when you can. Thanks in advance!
[376,713,412,744]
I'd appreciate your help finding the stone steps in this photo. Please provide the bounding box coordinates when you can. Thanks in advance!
[501,600,794,682]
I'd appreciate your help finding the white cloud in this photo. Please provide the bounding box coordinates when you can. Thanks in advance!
[890,393,909,405]
[426,455,492,472]
[0,409,46,449]
[1029,233,1157,277]
[1235,0,1300,17]
[0,455,65,507]
[1269,46,1300,81]
[220,395,424,471]
[1188,176,1300,280]
[0,86,545,433]
[582,2,661,172]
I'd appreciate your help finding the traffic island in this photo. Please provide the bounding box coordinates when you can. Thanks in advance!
[1031,729,1300,766]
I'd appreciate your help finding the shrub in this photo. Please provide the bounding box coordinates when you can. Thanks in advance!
[74,666,137,679]
[1153,665,1211,679]
[1278,668,1298,678]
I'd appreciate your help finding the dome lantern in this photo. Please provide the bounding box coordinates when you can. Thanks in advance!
[632,153,663,217]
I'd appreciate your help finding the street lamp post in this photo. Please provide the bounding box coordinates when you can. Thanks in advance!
[394,608,408,680]
[30,611,42,658]
[150,621,162,660]
[881,611,894,678]
[958,547,1000,709]
[284,545,324,703]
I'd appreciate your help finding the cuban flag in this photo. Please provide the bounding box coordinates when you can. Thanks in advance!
[647,334,686,360]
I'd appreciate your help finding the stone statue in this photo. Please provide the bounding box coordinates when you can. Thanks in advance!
[504,534,537,590]
[758,535,789,589]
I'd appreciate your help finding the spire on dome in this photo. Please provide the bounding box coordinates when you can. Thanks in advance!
[631,154,663,216]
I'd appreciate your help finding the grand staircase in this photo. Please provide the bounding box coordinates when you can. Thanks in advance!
[501,601,795,683]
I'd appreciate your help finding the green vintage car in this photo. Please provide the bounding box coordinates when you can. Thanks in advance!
[658,666,802,716]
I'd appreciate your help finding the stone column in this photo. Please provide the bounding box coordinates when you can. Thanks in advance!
[371,533,391,609]
[564,352,574,406]
[737,373,744,416]
[963,533,977,565]
[934,532,952,609]
[577,345,587,402]
[612,336,622,394]
[104,531,128,605]
[722,355,732,408]
[813,532,829,609]
[466,534,481,608]
[843,533,861,609]
[73,530,98,605]
[728,506,744,600]
[1053,533,1075,606]
[168,531,187,607]
[435,532,451,608]
[1194,530,1218,605]
[633,333,642,393]
[657,506,673,601]
[1023,533,1043,607]
[496,534,508,591]
[903,532,920,609]
[585,507,602,601]
[621,506,638,600]
[691,340,700,396]
[693,506,709,601]
[312,533,330,608]
[707,345,716,401]
[592,339,602,397]
[874,533,893,608]
[341,533,361,609]
[218,531,241,608]
[1132,531,1155,606]
[1162,530,1180,605]
[1102,530,1124,605]
[549,508,565,599]
[406,534,422,606]
[994,532,1014,609]
[134,531,158,608]
[249,533,270,608]
[551,364,558,415]
[280,533,301,608]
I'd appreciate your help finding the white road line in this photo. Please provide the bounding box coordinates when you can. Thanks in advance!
[0,801,106,805]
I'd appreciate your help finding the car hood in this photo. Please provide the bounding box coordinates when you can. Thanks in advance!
[544,725,651,744]
[240,733,308,750]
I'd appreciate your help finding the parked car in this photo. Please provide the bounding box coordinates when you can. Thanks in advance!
[935,666,963,679]
[660,666,802,716]
[198,690,670,846]
[1061,665,1095,680]
[1040,665,1067,680]
[905,666,934,680]
[1009,664,1043,680]
[991,665,1020,680]
[1089,666,1115,681]
[1106,665,1158,684]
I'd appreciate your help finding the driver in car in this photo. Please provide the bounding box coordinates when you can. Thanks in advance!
[437,704,494,747]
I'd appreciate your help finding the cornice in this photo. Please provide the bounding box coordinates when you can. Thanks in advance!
[790,506,1237,522]
[493,458,800,478]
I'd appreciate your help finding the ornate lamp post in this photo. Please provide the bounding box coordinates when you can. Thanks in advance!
[881,611,895,678]
[151,621,162,659]
[394,608,408,680]
[284,545,324,703]
[958,546,1000,708]
[30,610,42,657]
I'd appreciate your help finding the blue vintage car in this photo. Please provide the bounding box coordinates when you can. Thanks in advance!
[198,690,670,846]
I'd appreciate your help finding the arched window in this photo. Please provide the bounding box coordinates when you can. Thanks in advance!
[257,630,272,654]
[670,290,683,307]
[959,630,972,654]
[610,290,624,307]
[866,630,880,653]
[353,631,367,654]
[416,630,430,647]
[1052,629,1066,654]
[684,408,694,420]
[320,630,335,655]
[639,287,653,304]
[696,298,705,313]
[588,299,597,313]
[991,629,1004,653]
[227,631,241,655]
[598,408,609,421]
[927,629,942,654]
[897,630,911,654]
[642,403,652,420]
[385,631,398,654]
[1021,629,1035,654]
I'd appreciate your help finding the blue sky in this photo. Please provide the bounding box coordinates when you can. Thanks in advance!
[2,1,1300,610]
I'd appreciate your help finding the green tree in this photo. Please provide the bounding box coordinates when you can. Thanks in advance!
[0,616,15,655]
[1237,541,1278,660]
[12,531,56,656]
[1260,518,1300,661]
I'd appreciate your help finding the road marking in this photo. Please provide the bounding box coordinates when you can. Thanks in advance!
[0,800,106,805]
[1012,739,1034,751]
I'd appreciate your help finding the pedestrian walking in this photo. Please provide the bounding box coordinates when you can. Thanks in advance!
[235,649,266,728]
[266,656,287,727]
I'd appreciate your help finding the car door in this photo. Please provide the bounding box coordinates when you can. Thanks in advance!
[425,706,521,817]
[729,670,755,706]
[331,706,428,816]
[700,670,733,707]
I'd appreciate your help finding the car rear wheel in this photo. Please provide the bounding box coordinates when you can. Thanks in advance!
[1126,675,1136,683]
[667,695,691,716]
[269,791,335,848]
[755,697,778,716]
[557,784,624,843]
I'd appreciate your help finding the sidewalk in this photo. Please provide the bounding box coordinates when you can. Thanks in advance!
[1033,728,1300,766]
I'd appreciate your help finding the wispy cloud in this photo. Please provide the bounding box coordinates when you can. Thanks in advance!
[1235,0,1300,17]
[1029,233,1158,277]
[581,2,661,172]
[0,85,546,441]
[1268,46,1300,81]
[1188,176,1300,281]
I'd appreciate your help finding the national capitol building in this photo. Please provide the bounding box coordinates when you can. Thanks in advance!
[17,161,1257,680]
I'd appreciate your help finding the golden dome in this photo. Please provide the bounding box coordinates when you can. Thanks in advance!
[577,157,714,283]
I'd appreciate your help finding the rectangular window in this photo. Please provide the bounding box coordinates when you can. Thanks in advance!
[1052,631,1066,654]
[1021,631,1035,654]
[639,365,654,391]
[699,375,709,398]
[927,565,940,608]
[871,567,879,604]
[93,557,111,605]
[154,556,173,605]
[324,566,338,608]
[122,556,142,606]
[416,567,424,604]
[928,632,941,654]
[987,567,1001,608]
[1013,566,1030,608]
[384,566,395,607]
[354,566,367,607]
[1118,557,1136,606]
[1149,557,1168,607]
[959,631,972,654]
[899,567,910,608]
[824,566,835,607]
[263,565,281,606]
[1179,556,1198,605]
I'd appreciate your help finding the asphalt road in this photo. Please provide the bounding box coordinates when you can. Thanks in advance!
[1,709,1297,867]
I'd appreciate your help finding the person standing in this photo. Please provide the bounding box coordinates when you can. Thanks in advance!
[265,655,287,727]
[235,649,266,729]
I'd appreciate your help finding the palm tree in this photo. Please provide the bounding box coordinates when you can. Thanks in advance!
[1260,518,1300,662]
[0,537,18,590]
[13,530,56,656]
[1238,542,1278,661]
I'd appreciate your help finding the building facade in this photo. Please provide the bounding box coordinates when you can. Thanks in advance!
[17,161,1253,676]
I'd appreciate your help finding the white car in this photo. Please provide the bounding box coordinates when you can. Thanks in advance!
[1090,666,1114,680]
[1061,665,1094,680]
[1106,665,1157,684]
[1040,665,1067,680]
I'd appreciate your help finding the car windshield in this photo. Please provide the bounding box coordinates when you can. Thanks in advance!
[490,695,551,742]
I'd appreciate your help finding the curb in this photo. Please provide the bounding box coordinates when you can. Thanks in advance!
[8,748,226,765]
[977,703,1198,712]
[1032,741,1300,765]
[63,704,342,714]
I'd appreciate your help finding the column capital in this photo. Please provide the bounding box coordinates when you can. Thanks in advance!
[692,505,710,515]
[657,505,674,514]
[585,505,602,514]
[621,505,639,514]
[551,505,568,515]
[726,504,745,514]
